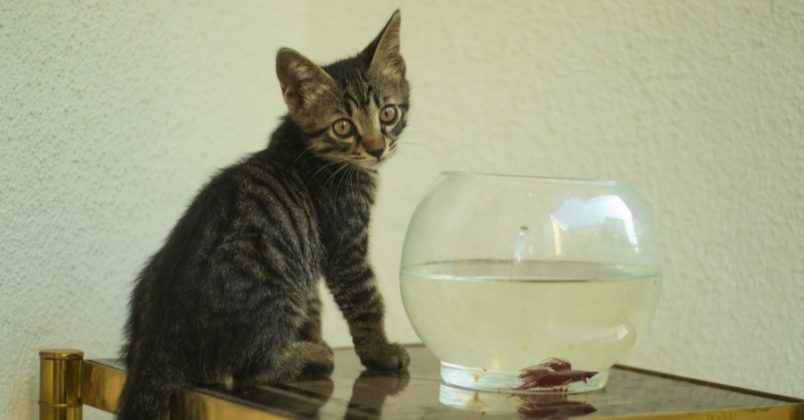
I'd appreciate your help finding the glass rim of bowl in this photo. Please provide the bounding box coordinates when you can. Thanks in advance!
[441,171,621,186]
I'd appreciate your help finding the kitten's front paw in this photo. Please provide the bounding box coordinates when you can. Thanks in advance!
[358,342,410,372]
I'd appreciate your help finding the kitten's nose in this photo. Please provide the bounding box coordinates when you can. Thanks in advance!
[368,148,384,160]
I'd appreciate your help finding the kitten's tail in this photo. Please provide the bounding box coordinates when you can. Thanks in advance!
[117,360,181,420]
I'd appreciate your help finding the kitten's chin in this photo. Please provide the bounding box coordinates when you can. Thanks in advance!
[354,159,381,168]
[353,156,391,168]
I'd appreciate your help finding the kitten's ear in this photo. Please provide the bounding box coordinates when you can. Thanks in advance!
[362,10,405,80]
[276,48,335,111]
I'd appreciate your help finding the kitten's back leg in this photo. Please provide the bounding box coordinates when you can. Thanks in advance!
[299,289,324,342]
[208,237,333,385]
[236,340,334,386]
[298,290,336,377]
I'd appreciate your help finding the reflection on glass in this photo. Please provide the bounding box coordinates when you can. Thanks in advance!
[344,370,410,419]
[548,195,639,257]
[224,369,410,419]
[439,384,596,418]
[229,379,334,418]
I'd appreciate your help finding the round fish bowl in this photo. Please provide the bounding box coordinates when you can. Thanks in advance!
[400,172,662,393]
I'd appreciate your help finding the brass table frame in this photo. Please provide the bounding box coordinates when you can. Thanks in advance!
[39,348,803,419]
[39,349,284,420]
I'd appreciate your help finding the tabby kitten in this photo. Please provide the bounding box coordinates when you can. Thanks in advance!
[117,11,409,420]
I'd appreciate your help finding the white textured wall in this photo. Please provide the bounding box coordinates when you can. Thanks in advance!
[1,1,802,418]
[0,2,305,418]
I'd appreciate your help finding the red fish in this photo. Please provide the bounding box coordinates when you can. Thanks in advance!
[515,358,597,390]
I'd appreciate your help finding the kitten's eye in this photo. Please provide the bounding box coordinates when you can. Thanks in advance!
[332,119,354,138]
[379,104,398,124]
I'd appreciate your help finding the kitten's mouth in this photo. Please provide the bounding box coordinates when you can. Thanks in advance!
[352,154,389,167]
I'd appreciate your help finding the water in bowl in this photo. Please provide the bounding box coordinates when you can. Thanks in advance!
[400,260,660,393]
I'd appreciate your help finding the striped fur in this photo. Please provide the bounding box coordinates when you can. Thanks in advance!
[117,11,409,420]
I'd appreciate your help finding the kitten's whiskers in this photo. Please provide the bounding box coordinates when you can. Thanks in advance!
[312,158,348,179]
[289,144,317,169]
[323,160,351,193]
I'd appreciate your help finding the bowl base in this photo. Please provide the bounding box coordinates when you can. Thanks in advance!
[440,362,608,394]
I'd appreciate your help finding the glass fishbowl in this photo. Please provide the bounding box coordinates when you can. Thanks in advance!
[400,172,662,393]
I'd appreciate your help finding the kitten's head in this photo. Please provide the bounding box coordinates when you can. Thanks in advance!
[276,11,409,167]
